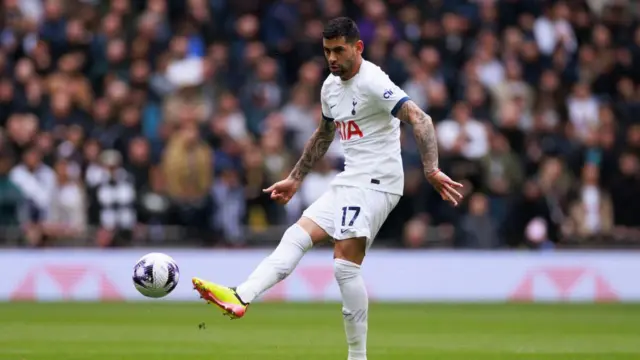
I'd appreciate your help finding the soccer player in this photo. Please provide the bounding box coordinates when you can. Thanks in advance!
[193,17,463,360]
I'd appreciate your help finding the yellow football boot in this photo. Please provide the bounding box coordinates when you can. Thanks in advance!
[192,277,248,319]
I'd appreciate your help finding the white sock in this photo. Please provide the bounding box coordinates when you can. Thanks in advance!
[335,258,368,360]
[235,224,312,303]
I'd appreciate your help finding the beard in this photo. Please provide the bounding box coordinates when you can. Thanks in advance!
[330,58,355,78]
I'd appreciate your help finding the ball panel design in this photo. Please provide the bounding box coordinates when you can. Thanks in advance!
[164,262,179,293]
[165,262,177,287]
[152,262,168,288]
[132,253,180,298]
[132,260,148,288]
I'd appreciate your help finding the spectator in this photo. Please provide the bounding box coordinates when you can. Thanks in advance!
[436,101,489,160]
[87,150,137,247]
[627,124,640,156]
[209,92,249,145]
[474,33,505,90]
[163,58,212,126]
[460,193,500,249]
[0,150,23,243]
[56,124,85,169]
[45,158,87,242]
[564,163,614,239]
[5,113,39,158]
[211,163,245,246]
[240,56,283,134]
[260,128,293,185]
[126,137,152,192]
[610,152,640,236]
[0,78,16,128]
[282,85,316,153]
[83,138,106,188]
[567,82,600,141]
[464,81,491,122]
[402,216,430,249]
[162,122,211,201]
[537,157,573,213]
[161,122,212,239]
[492,59,535,128]
[534,1,577,57]
[480,131,523,226]
[9,146,56,225]
[243,142,272,230]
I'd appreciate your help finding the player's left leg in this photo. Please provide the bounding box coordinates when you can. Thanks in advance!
[192,188,337,319]
[334,237,368,360]
[331,186,400,360]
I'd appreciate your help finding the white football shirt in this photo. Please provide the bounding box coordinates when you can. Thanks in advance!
[320,59,409,196]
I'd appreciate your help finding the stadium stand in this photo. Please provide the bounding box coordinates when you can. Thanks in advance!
[0,0,638,249]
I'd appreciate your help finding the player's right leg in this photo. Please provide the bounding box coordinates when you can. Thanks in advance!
[330,186,400,360]
[193,191,335,319]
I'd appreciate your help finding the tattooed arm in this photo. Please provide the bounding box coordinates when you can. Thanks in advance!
[288,120,336,182]
[395,100,439,176]
[395,99,463,205]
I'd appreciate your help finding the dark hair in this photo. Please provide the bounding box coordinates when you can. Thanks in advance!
[323,17,360,43]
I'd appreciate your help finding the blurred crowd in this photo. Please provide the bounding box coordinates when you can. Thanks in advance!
[0,0,639,249]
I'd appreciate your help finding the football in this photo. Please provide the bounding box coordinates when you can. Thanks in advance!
[133,252,180,298]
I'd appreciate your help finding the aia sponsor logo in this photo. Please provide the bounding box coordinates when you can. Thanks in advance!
[336,120,363,140]
[10,264,122,301]
[510,267,618,302]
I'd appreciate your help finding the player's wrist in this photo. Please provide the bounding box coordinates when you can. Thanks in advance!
[425,168,440,179]
[287,174,304,184]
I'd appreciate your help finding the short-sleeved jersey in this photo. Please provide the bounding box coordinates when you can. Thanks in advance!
[320,60,410,196]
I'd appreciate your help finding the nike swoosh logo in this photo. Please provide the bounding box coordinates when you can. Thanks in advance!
[330,104,337,109]
[340,229,349,234]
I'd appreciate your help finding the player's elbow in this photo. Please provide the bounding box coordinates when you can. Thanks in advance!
[409,112,432,127]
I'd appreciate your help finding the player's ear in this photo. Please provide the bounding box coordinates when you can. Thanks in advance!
[355,40,364,55]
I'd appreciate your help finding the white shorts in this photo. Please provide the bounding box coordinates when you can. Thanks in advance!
[302,185,400,249]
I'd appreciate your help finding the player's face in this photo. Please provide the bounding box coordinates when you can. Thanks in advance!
[323,37,363,78]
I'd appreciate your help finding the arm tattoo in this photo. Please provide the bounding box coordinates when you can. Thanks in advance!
[396,100,439,174]
[289,120,336,181]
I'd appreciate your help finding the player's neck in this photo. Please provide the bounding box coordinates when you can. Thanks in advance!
[340,56,363,82]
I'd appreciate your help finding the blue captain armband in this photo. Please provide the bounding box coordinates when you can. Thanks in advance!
[390,96,410,118]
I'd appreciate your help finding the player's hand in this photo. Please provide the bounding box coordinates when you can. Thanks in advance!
[426,170,464,206]
[263,177,301,205]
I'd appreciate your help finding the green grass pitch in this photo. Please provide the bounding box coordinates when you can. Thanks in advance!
[0,302,639,359]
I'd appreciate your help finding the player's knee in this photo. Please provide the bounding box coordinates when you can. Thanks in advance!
[334,237,367,264]
[281,223,313,252]
[334,258,361,285]
[268,224,313,279]
[297,216,330,244]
